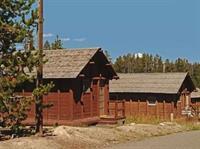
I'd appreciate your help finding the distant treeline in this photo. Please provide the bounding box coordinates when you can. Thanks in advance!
[111,53,200,88]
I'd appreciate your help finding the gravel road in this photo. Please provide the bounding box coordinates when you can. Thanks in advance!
[107,131,200,149]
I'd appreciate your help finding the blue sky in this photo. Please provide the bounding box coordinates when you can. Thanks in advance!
[43,0,200,62]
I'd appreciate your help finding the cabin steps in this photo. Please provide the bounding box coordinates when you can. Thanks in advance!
[99,115,125,125]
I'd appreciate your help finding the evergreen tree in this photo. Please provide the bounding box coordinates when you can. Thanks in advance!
[113,52,200,88]
[51,35,63,49]
[192,63,200,87]
[0,0,38,133]
[44,40,51,50]
[114,56,125,73]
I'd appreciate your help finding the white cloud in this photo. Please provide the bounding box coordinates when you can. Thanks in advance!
[43,33,54,38]
[73,38,86,42]
[61,38,70,42]
[134,53,143,58]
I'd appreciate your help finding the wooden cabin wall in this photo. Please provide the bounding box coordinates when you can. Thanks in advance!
[109,93,183,120]
[191,98,200,106]
[22,92,100,125]
[19,78,105,126]
[20,75,111,125]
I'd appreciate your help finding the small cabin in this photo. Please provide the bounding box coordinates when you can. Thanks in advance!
[18,48,118,125]
[109,73,196,120]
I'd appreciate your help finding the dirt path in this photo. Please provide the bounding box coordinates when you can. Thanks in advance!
[107,130,200,149]
[0,123,197,149]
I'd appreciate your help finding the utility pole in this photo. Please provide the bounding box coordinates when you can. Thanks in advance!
[36,0,43,135]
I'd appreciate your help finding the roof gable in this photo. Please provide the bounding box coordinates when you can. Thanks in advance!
[43,48,99,78]
[28,47,117,79]
[110,73,195,94]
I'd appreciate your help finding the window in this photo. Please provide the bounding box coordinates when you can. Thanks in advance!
[148,98,157,106]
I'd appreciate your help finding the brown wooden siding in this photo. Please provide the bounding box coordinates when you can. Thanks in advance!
[23,89,101,125]
[110,92,190,120]
[21,77,110,126]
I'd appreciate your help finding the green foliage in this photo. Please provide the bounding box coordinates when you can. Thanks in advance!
[0,0,38,52]
[114,53,164,73]
[0,96,34,133]
[43,35,64,50]
[43,40,51,50]
[114,53,200,88]
[33,82,54,97]
[33,82,54,110]
[0,0,38,134]
[191,63,200,87]
[51,35,63,50]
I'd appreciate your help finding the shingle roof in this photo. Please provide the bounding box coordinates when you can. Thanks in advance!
[110,73,194,94]
[29,47,101,78]
[191,88,200,98]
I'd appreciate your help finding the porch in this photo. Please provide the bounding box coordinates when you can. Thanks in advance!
[99,100,126,124]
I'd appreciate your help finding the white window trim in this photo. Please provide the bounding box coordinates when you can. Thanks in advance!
[147,99,157,106]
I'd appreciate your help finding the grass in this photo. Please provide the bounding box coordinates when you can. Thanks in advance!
[125,115,200,131]
[174,118,200,131]
[125,115,164,125]
[185,124,200,130]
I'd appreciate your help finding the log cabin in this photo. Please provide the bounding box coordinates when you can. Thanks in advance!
[17,48,118,126]
[109,73,196,120]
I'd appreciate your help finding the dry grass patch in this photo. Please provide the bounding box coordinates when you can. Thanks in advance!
[125,115,164,125]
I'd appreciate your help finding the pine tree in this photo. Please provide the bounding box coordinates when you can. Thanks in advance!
[51,35,63,49]
[114,56,125,73]
[44,40,51,50]
[0,0,38,133]
[114,52,200,88]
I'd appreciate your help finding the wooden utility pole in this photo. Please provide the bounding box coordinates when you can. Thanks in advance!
[36,0,43,135]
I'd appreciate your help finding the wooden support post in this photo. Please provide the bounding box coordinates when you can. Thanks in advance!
[138,100,140,116]
[163,100,166,119]
[123,100,125,118]
[170,101,174,121]
[104,84,108,115]
[90,92,93,117]
[81,98,84,119]
[180,94,183,109]
[171,101,174,113]
[115,101,118,119]
[146,100,148,116]
[107,101,110,115]
[69,90,74,120]
[130,99,133,116]
[57,90,60,121]
[156,100,158,118]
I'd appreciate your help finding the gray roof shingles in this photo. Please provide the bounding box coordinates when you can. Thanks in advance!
[29,47,100,78]
[110,73,191,94]
[191,88,200,98]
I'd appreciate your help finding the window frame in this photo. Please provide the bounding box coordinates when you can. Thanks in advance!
[147,98,157,106]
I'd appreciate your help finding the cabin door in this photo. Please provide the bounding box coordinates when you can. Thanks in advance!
[99,79,105,116]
